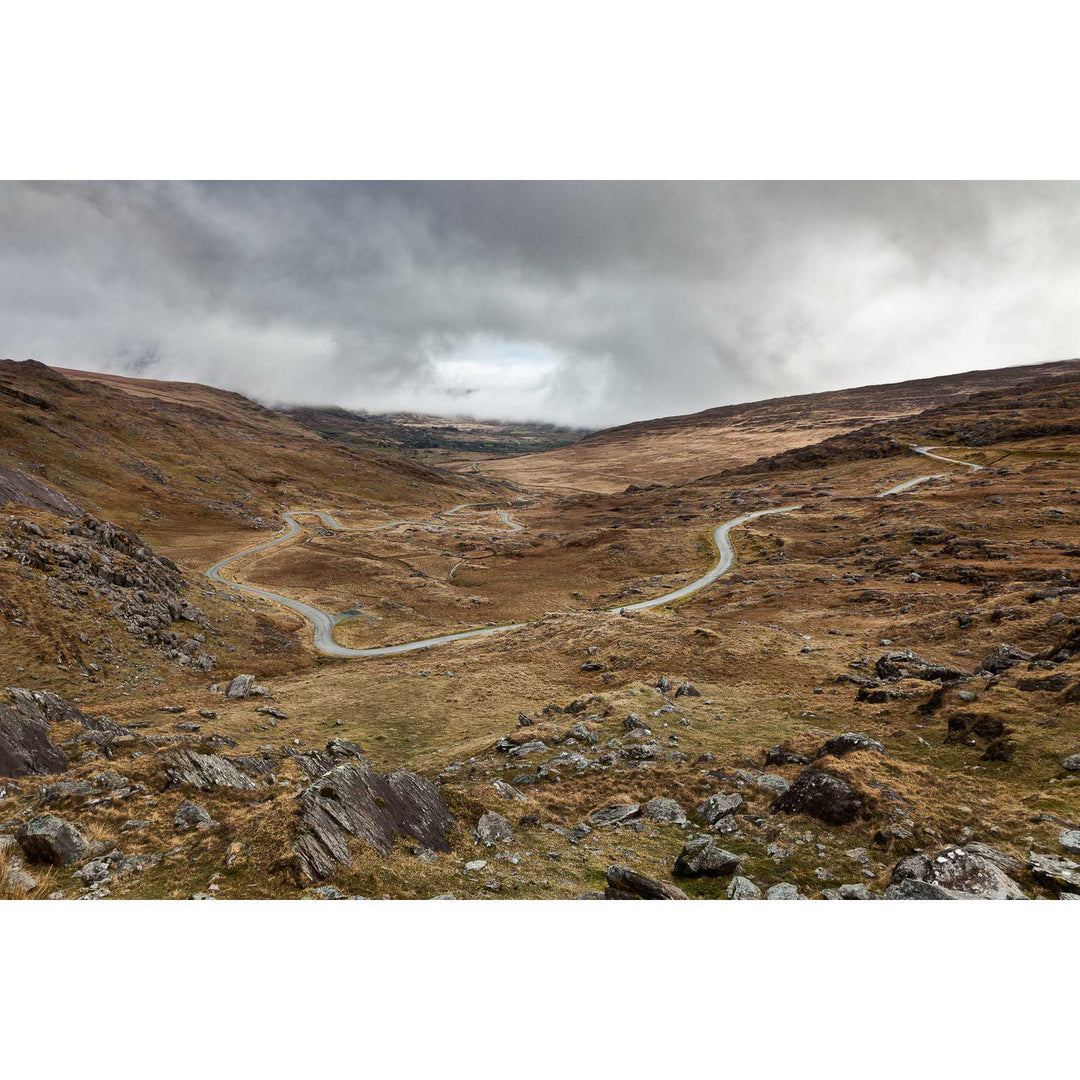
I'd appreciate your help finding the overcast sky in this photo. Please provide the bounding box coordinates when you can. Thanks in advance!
[2,181,1078,428]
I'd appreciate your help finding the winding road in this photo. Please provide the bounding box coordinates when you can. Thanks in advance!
[205,445,980,658]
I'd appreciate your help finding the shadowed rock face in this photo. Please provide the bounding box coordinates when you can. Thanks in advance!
[0,464,81,517]
[293,762,455,881]
[6,688,88,727]
[0,704,67,778]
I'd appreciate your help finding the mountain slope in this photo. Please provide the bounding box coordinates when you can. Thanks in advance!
[465,358,1080,493]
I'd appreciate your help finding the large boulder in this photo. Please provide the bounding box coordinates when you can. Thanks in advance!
[292,761,454,881]
[890,847,1026,899]
[0,704,67,778]
[16,814,88,866]
[604,864,688,900]
[164,749,257,792]
[772,768,864,825]
[673,837,740,878]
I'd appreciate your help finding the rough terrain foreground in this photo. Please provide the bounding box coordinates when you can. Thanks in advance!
[1,357,1078,900]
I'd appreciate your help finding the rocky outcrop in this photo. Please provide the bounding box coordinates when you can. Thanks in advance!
[1,514,216,670]
[292,762,454,881]
[164,749,258,792]
[0,464,81,517]
[0,703,67,778]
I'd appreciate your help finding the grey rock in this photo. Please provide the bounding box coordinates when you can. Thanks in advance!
[604,864,688,900]
[641,797,688,825]
[674,681,701,698]
[173,800,214,830]
[736,770,790,795]
[3,864,38,894]
[475,811,513,846]
[765,882,805,900]
[838,883,875,900]
[292,761,454,881]
[16,814,89,866]
[979,644,1034,674]
[164,749,257,791]
[223,673,257,699]
[1059,829,1080,856]
[893,847,1026,899]
[696,792,742,824]
[308,884,346,899]
[1062,754,1080,772]
[587,803,641,827]
[491,779,528,801]
[673,836,740,878]
[963,842,1024,876]
[727,875,762,900]
[884,878,963,900]
[712,814,739,835]
[508,740,548,758]
[1028,852,1080,894]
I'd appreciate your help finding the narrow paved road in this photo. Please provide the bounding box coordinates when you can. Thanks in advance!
[206,445,979,657]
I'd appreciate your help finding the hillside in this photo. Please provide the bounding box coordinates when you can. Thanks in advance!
[0,361,502,571]
[2,357,1078,902]
[284,404,586,466]
[465,358,1080,493]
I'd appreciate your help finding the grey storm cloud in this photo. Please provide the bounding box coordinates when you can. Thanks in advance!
[2,180,1079,427]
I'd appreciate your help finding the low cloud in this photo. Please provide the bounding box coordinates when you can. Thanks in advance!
[2,181,1079,426]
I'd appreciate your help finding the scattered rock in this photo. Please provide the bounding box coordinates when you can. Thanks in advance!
[604,864,688,900]
[673,836,740,877]
[765,882,805,900]
[892,847,1026,899]
[16,814,89,866]
[815,732,886,760]
[588,803,641,827]
[641,797,688,825]
[696,792,742,825]
[674,682,701,698]
[765,745,811,767]
[474,811,513,846]
[727,875,761,900]
[173,800,214,830]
